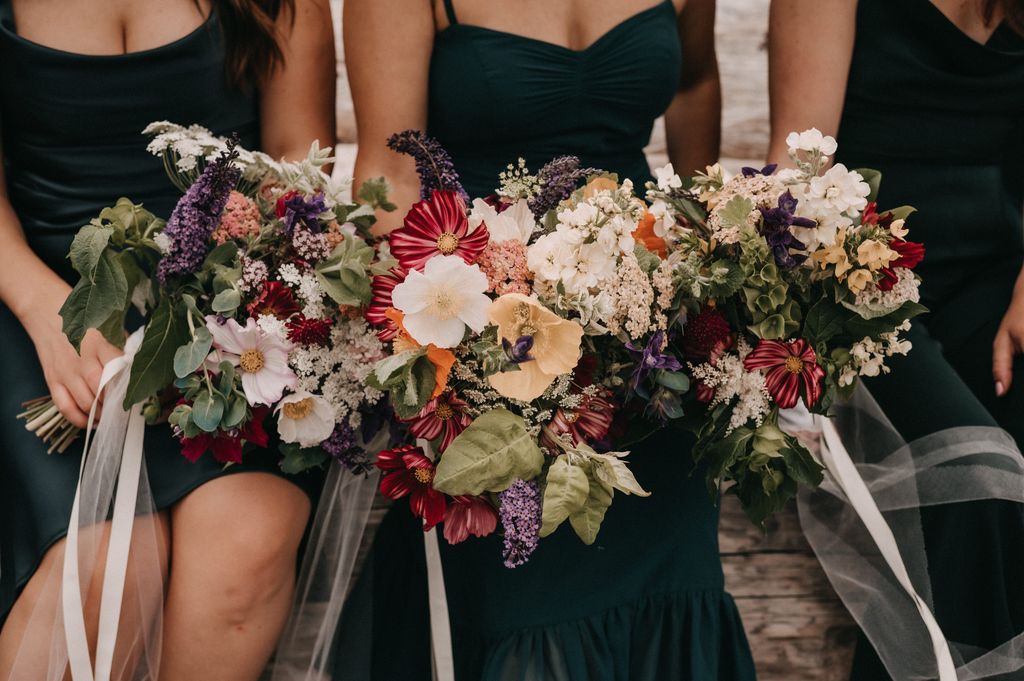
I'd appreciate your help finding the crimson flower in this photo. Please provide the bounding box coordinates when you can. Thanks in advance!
[443,495,498,544]
[682,306,734,360]
[389,190,489,271]
[743,338,825,409]
[366,266,408,341]
[247,280,300,319]
[286,314,333,346]
[860,202,893,227]
[376,444,446,530]
[541,389,616,450]
[180,406,270,464]
[404,392,472,452]
[878,239,925,291]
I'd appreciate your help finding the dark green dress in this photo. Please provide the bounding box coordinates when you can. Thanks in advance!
[834,0,1024,677]
[0,3,320,627]
[334,2,756,680]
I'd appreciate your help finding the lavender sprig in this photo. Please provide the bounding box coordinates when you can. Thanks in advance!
[498,479,542,568]
[323,423,374,475]
[386,130,468,202]
[528,155,600,219]
[156,140,241,283]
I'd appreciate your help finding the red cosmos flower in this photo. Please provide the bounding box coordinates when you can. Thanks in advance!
[389,190,490,271]
[682,306,735,360]
[247,281,301,319]
[877,240,925,291]
[743,338,826,409]
[366,266,408,341]
[443,495,499,544]
[287,314,333,346]
[376,444,447,530]
[404,392,472,453]
[180,406,270,464]
[541,389,616,450]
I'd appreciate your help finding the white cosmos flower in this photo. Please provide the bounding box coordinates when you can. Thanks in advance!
[807,164,871,216]
[275,391,336,447]
[469,198,536,244]
[655,163,683,191]
[205,316,298,406]
[390,255,490,348]
[786,128,838,156]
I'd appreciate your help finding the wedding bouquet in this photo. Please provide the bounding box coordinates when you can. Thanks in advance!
[633,129,926,521]
[364,132,663,567]
[22,122,394,472]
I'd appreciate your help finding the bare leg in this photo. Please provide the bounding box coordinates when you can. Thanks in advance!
[159,473,311,681]
[0,512,170,681]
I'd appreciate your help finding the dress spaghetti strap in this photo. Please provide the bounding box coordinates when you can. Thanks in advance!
[441,0,458,26]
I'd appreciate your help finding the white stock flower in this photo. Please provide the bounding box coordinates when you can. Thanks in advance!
[469,198,535,244]
[391,255,490,348]
[806,164,871,217]
[786,128,838,156]
[275,391,336,447]
[596,215,636,254]
[655,163,683,191]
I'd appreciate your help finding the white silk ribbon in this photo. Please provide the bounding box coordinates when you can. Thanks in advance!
[418,438,455,681]
[62,329,146,681]
[777,405,958,681]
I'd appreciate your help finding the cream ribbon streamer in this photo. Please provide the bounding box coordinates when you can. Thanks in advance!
[418,438,455,681]
[779,407,958,681]
[62,329,146,681]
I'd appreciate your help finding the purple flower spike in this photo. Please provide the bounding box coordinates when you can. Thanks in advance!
[625,329,683,392]
[760,190,814,270]
[741,163,778,178]
[323,423,374,475]
[387,130,468,202]
[499,479,542,568]
[528,155,601,219]
[157,140,241,283]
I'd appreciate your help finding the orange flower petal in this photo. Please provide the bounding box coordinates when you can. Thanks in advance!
[632,211,667,259]
[426,345,456,399]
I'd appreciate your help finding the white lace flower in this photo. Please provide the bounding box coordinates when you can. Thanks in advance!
[391,255,490,348]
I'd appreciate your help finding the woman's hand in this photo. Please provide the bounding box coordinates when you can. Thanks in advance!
[27,300,123,428]
[993,288,1024,397]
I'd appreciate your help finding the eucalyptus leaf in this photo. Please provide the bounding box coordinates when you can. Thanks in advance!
[211,288,241,313]
[222,395,247,430]
[173,327,213,378]
[191,391,225,432]
[540,456,590,537]
[433,409,545,496]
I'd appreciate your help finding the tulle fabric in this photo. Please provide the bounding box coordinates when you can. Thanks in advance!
[796,384,1024,681]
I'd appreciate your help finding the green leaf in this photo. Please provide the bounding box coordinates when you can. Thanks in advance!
[399,355,437,419]
[655,370,690,393]
[855,168,882,204]
[433,409,545,496]
[356,176,397,212]
[369,349,425,388]
[569,472,613,545]
[540,456,590,537]
[191,391,225,432]
[316,233,375,306]
[203,241,239,268]
[211,289,241,313]
[802,298,848,344]
[60,250,130,350]
[68,223,113,277]
[222,395,247,430]
[173,327,214,378]
[590,452,650,497]
[633,243,661,274]
[780,442,825,488]
[716,196,755,230]
[279,443,329,474]
[886,205,916,221]
[124,298,189,408]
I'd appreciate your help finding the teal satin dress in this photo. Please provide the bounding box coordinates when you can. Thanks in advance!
[0,4,320,627]
[833,0,1024,677]
[334,2,756,679]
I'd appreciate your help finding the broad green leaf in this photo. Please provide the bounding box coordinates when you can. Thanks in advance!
[173,327,213,378]
[203,241,239,268]
[279,442,329,474]
[855,168,882,204]
[886,205,916,221]
[191,391,225,432]
[802,297,847,344]
[369,349,425,388]
[211,289,241,313]
[433,409,545,496]
[716,196,755,230]
[540,456,590,537]
[395,354,436,419]
[124,298,189,408]
[655,370,690,393]
[569,472,613,545]
[69,223,113,277]
[591,453,650,497]
[60,250,130,350]
[316,233,374,306]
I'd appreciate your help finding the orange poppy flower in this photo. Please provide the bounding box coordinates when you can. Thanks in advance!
[384,308,456,399]
[632,211,667,258]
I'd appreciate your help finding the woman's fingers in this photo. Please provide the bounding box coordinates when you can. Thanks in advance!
[993,326,1016,397]
[52,383,89,429]
[67,375,97,416]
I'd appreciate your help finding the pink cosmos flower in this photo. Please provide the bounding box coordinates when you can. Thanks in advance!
[443,495,499,544]
[205,316,298,406]
[389,190,490,271]
[743,338,825,409]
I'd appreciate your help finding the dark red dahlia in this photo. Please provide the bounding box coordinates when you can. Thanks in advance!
[366,265,408,341]
[743,339,825,409]
[286,314,334,346]
[389,190,490,271]
[681,307,734,360]
[180,406,270,464]
[246,280,300,319]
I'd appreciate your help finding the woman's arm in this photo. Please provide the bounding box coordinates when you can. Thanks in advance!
[344,0,435,230]
[259,0,337,161]
[766,0,858,164]
[664,0,721,175]
[0,134,121,426]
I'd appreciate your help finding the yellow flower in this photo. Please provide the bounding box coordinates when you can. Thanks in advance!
[487,294,584,401]
[856,239,898,271]
[889,218,908,239]
[846,268,873,294]
[811,228,852,280]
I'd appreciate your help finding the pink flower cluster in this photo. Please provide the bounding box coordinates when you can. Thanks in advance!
[212,191,262,244]
[476,240,532,295]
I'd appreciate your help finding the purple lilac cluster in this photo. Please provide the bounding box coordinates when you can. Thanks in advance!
[386,130,468,202]
[157,144,241,283]
[281,192,327,235]
[498,479,542,568]
[528,155,601,219]
[323,424,373,475]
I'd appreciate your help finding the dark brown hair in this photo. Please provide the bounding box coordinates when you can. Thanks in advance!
[208,0,296,89]
[984,0,1024,35]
